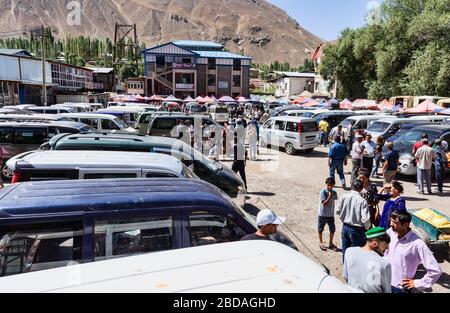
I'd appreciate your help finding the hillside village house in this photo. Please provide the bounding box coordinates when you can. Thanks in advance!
[310,42,335,97]
[272,71,315,98]
[0,50,55,105]
[142,40,252,98]
[0,49,104,106]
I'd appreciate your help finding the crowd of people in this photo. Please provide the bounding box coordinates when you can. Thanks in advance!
[320,126,445,293]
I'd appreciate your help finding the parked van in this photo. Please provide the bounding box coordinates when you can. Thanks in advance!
[0,114,73,123]
[97,107,145,127]
[260,117,320,155]
[437,98,450,109]
[135,112,187,135]
[209,105,229,123]
[413,96,446,107]
[0,241,359,293]
[61,113,137,133]
[333,115,388,135]
[280,109,328,118]
[46,133,247,207]
[0,179,295,277]
[395,125,450,176]
[29,106,75,114]
[148,115,222,140]
[366,117,444,141]
[7,151,198,183]
[59,103,93,112]
[390,96,415,109]
[0,121,93,180]
[312,111,357,129]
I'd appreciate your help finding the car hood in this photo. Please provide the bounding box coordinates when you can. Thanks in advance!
[393,140,413,154]
[219,164,245,187]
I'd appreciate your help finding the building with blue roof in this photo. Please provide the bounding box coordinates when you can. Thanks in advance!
[142,40,252,98]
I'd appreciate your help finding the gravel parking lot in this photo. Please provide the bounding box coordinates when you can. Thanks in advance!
[228,146,450,293]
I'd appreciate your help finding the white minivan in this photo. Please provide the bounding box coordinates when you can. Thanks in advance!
[260,117,320,155]
[61,113,137,133]
[209,105,230,123]
[7,150,198,182]
[0,241,360,293]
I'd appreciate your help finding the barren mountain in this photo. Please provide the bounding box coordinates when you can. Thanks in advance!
[0,0,321,66]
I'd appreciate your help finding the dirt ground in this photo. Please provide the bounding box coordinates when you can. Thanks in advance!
[227,146,450,293]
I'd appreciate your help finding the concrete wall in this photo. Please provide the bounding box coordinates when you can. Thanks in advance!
[241,67,250,98]
[216,65,232,97]
[196,64,207,97]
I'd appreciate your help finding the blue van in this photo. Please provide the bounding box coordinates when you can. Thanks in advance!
[0,179,296,277]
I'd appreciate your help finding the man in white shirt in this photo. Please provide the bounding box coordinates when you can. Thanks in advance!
[415,139,434,194]
[344,227,392,293]
[351,135,364,184]
[362,134,377,172]
[336,180,371,259]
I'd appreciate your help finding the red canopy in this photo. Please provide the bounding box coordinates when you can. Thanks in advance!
[377,99,393,111]
[405,100,439,113]
[202,96,214,103]
[302,101,319,108]
[293,97,305,104]
[195,96,204,102]
[148,95,164,101]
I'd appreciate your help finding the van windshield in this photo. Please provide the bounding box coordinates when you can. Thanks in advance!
[113,118,129,129]
[192,149,222,172]
[367,121,391,133]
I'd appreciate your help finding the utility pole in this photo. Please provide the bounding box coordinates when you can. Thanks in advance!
[113,23,140,92]
[41,25,47,106]
[31,26,47,106]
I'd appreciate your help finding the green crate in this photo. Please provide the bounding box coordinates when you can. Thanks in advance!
[411,209,450,242]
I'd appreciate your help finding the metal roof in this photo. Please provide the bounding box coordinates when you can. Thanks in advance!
[274,71,315,78]
[173,40,224,48]
[193,50,252,60]
[86,67,114,74]
[0,48,32,57]
[0,179,235,216]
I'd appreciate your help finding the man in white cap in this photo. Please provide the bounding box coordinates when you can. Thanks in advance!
[241,209,286,241]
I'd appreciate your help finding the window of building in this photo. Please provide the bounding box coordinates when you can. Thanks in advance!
[156,55,165,66]
[208,59,216,70]
[188,212,246,247]
[182,58,191,64]
[208,74,216,87]
[233,59,241,71]
[94,216,174,261]
[233,75,241,87]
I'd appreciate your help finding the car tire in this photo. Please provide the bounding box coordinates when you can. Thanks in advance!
[285,143,296,155]
[1,160,12,183]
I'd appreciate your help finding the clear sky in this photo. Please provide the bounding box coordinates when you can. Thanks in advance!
[268,0,381,40]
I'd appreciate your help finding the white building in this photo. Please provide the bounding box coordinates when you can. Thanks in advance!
[272,72,315,98]
[311,42,335,97]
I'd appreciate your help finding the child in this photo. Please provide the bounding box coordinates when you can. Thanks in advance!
[318,178,338,251]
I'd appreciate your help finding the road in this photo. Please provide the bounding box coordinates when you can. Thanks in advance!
[231,146,450,293]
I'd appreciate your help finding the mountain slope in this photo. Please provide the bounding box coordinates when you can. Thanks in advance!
[0,0,321,66]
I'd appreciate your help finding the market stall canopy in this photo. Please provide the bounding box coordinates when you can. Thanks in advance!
[405,100,440,113]
[237,97,250,103]
[148,95,164,101]
[202,96,214,103]
[293,97,305,104]
[165,95,180,101]
[219,96,235,102]
[277,99,291,105]
[183,96,195,102]
[352,99,378,110]
[302,101,319,107]
[195,96,204,102]
[312,90,331,98]
[210,96,218,102]
[378,99,393,111]
[300,91,313,98]
[340,99,353,110]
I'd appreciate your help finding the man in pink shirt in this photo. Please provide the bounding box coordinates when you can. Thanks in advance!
[385,210,442,293]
